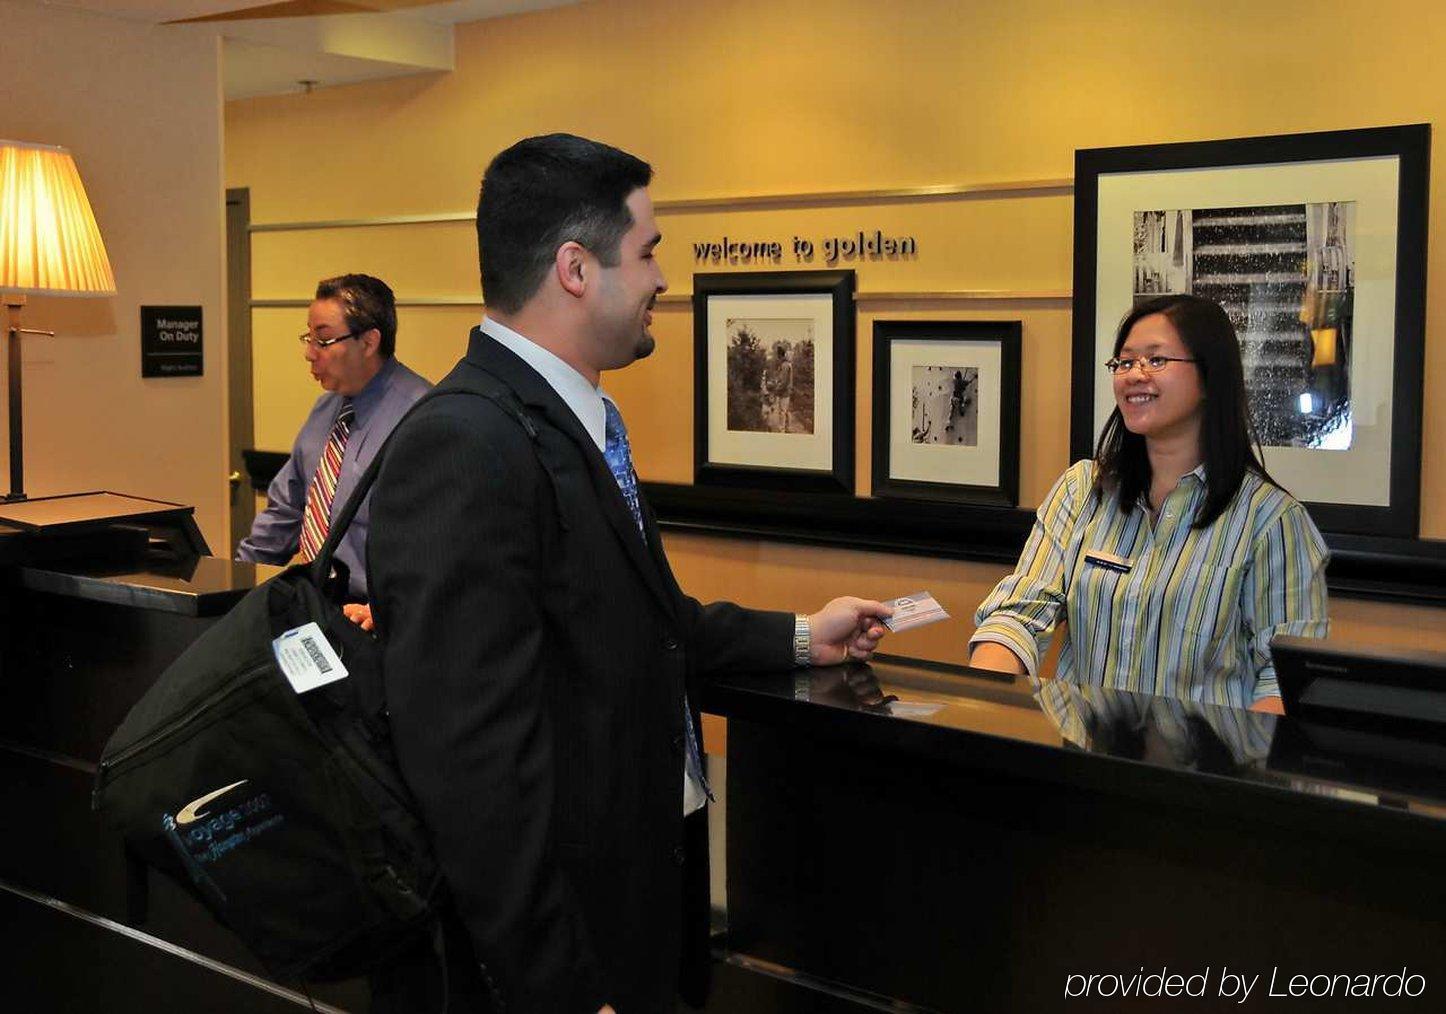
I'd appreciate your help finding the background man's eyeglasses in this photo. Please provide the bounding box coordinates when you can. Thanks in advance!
[298,330,360,349]
[1104,355,1198,376]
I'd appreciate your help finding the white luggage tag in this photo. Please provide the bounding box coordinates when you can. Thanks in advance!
[272,621,350,693]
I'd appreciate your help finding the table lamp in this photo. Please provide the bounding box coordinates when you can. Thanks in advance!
[0,139,117,502]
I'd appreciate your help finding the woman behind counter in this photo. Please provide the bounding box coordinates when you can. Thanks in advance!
[969,293,1328,713]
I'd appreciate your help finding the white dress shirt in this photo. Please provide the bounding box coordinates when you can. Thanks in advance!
[479,316,708,815]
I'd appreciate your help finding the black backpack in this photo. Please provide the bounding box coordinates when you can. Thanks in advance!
[92,386,528,984]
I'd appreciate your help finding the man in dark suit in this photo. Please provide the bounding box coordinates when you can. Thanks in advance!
[367,133,890,1013]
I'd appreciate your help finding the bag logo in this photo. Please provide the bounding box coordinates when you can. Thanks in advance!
[164,780,284,873]
[175,779,249,826]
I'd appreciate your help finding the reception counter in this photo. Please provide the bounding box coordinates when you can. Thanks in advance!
[0,546,369,1013]
[3,542,1443,1012]
[706,661,1446,1012]
[3,554,276,763]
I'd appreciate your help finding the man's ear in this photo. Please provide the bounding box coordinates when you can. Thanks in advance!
[359,328,382,357]
[555,241,588,298]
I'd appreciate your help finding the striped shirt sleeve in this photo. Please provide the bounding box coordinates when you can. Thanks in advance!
[970,462,1087,675]
[1241,500,1330,702]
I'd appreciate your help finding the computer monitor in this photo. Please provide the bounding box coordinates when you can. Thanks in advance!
[1267,712,1446,801]
[1271,635,1446,731]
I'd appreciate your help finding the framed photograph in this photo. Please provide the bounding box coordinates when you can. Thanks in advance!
[1071,124,1429,538]
[871,320,1021,506]
[693,270,855,492]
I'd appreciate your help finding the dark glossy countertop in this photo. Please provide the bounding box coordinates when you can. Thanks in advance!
[17,555,280,617]
[0,498,247,615]
[704,657,1446,845]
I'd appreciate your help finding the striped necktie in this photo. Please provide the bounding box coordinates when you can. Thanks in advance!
[601,397,712,810]
[298,401,354,563]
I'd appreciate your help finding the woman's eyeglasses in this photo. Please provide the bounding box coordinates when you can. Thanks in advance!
[1104,355,1198,376]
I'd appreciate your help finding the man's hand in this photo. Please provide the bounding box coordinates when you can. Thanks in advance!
[342,602,374,632]
[807,597,893,665]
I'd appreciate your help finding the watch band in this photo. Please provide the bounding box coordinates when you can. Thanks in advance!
[793,613,812,668]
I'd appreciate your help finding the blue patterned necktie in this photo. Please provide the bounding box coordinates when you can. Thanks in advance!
[601,396,712,808]
[602,398,644,537]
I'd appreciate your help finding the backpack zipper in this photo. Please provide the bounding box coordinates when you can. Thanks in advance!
[94,659,276,806]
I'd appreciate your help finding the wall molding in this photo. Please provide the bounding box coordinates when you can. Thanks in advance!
[852,290,1071,303]
[252,289,1072,310]
[248,177,1075,233]
[251,297,482,308]
[655,177,1073,213]
[251,211,473,233]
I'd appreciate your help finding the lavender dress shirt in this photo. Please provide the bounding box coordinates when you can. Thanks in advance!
[236,356,431,597]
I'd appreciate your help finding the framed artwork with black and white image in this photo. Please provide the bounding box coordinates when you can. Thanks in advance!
[872,320,1021,507]
[1072,124,1429,538]
[693,270,855,493]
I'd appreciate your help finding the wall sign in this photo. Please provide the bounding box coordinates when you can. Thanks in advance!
[141,305,203,377]
[693,229,917,265]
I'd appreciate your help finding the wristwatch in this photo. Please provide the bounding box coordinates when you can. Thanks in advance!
[793,613,812,668]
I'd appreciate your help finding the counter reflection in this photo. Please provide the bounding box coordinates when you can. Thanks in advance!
[1034,679,1275,771]
[766,660,1446,818]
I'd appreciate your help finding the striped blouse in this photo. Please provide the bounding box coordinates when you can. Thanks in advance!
[971,460,1329,708]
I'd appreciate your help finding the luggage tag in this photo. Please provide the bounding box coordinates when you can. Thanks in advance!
[1083,549,1132,575]
[272,622,350,693]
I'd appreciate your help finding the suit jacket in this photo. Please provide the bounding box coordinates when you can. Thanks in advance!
[367,329,793,1012]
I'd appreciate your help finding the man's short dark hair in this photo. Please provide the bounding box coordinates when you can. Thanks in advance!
[476,133,653,315]
[314,273,398,358]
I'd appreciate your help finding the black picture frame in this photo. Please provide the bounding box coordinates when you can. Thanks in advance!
[871,320,1021,506]
[693,269,855,493]
[1071,124,1429,539]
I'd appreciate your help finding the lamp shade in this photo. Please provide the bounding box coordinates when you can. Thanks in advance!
[0,140,116,297]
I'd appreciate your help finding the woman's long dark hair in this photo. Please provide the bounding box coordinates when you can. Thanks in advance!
[1094,293,1276,528]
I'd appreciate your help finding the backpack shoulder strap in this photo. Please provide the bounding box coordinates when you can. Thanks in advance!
[310,383,544,588]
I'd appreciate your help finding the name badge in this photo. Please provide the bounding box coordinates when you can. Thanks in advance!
[1084,549,1133,575]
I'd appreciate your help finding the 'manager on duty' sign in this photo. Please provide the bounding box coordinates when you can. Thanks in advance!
[141,305,203,378]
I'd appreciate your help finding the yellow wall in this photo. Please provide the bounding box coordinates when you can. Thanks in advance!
[226,0,1446,658]
[6,3,228,547]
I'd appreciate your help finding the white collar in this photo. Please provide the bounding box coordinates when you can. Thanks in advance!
[480,316,608,451]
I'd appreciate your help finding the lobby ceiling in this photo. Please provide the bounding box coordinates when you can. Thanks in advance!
[36,1,579,98]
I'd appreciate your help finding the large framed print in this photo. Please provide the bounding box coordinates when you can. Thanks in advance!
[871,320,1021,506]
[1071,124,1429,538]
[693,270,855,493]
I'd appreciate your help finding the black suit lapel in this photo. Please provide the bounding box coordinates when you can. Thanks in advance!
[637,490,688,602]
[457,329,677,620]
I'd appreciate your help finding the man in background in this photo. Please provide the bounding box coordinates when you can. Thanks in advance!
[237,273,429,625]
